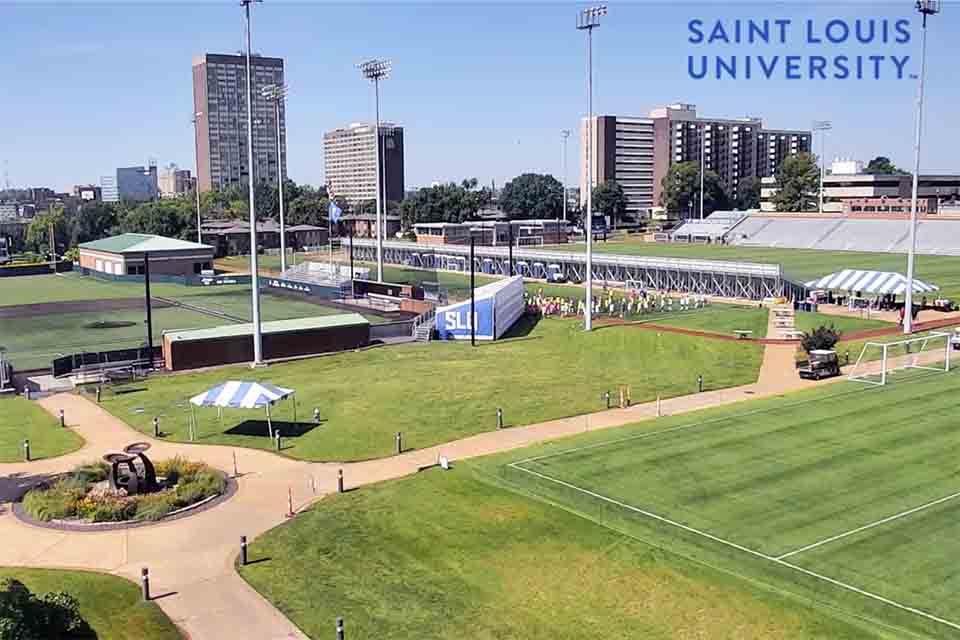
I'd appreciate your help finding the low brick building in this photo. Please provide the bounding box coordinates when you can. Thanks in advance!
[78,233,214,276]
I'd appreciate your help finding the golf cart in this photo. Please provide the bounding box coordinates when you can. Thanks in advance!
[798,349,841,380]
[951,329,960,351]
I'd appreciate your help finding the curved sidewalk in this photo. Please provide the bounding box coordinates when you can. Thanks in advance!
[0,340,826,640]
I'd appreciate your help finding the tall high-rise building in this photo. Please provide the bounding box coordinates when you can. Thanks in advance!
[323,122,404,205]
[580,116,656,219]
[582,103,811,220]
[192,53,286,192]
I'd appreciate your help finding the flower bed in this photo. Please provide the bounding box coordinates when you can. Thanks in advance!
[22,457,227,524]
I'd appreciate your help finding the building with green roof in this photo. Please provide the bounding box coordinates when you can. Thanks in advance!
[78,233,215,277]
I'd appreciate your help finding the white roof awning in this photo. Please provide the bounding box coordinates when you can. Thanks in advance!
[805,270,939,295]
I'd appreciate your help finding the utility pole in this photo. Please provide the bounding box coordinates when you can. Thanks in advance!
[192,112,204,244]
[577,5,606,332]
[358,59,392,283]
[813,120,832,214]
[241,0,264,365]
[561,129,571,223]
[261,84,288,272]
[905,0,941,334]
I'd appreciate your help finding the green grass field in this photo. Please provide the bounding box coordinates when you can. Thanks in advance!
[0,274,387,370]
[794,310,893,336]
[240,469,891,640]
[99,317,762,461]
[495,369,960,639]
[0,396,83,462]
[549,239,960,301]
[0,568,181,640]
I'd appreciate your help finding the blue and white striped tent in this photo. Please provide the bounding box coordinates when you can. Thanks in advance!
[189,381,296,440]
[805,270,939,295]
[190,381,294,409]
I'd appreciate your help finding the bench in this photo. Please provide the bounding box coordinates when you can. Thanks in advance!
[734,330,753,339]
[782,330,805,340]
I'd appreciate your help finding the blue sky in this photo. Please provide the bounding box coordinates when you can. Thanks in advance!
[1,1,958,192]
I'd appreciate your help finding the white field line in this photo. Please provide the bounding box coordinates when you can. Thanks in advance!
[509,462,960,634]
[776,490,960,560]
[512,368,951,467]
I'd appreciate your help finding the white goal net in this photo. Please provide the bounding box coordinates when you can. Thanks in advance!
[848,331,952,386]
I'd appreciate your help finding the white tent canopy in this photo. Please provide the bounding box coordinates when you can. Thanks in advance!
[805,270,939,295]
[189,381,296,439]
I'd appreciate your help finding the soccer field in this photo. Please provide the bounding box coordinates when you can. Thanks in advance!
[500,369,960,638]
[547,240,960,302]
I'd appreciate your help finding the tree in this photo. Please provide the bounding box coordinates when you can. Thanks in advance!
[26,207,71,255]
[772,153,820,212]
[71,202,118,245]
[499,173,563,220]
[801,325,841,354]
[660,161,729,217]
[116,200,195,240]
[734,176,762,210]
[397,179,490,229]
[864,156,909,176]
[0,578,90,639]
[591,180,628,226]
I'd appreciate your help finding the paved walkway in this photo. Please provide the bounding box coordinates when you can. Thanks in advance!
[0,318,900,640]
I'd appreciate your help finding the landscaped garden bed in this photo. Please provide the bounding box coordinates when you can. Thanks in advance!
[19,457,229,528]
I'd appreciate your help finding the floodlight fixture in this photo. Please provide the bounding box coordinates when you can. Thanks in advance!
[358,59,392,82]
[577,5,607,30]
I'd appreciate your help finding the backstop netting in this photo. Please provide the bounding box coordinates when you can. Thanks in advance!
[848,331,952,386]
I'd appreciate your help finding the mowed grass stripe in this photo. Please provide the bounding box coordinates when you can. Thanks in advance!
[794,497,960,623]
[524,371,960,556]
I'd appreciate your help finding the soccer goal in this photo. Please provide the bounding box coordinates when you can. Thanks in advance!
[848,331,952,386]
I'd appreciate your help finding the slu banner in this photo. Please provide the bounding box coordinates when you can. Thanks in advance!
[434,276,523,341]
[436,297,495,340]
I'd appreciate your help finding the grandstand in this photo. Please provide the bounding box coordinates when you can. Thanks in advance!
[724,215,960,256]
[668,210,748,243]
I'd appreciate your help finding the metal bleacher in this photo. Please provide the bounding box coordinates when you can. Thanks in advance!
[728,215,960,256]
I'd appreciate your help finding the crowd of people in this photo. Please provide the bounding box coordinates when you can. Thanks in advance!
[525,287,710,319]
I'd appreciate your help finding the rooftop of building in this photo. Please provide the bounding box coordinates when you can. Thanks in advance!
[192,52,284,67]
[79,233,213,254]
[164,313,368,343]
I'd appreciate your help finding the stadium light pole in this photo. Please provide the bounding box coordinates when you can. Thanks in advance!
[812,120,832,214]
[261,84,288,273]
[577,5,606,332]
[242,0,264,366]
[905,0,940,335]
[358,58,392,283]
[192,112,204,244]
[561,129,571,223]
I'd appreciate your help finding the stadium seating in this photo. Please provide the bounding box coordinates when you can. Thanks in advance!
[725,216,960,256]
[669,211,747,242]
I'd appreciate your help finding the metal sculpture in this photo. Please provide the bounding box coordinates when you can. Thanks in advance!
[102,442,159,495]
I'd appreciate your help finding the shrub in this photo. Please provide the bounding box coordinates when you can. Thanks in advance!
[22,458,224,525]
[22,478,85,521]
[72,461,109,485]
[801,324,841,354]
[0,578,89,639]
[133,492,179,522]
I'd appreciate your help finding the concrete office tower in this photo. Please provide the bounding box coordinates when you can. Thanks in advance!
[582,103,811,220]
[580,116,656,220]
[159,164,193,198]
[192,53,286,192]
[323,122,404,205]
